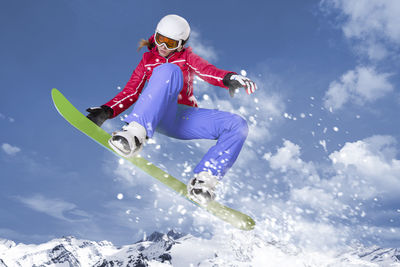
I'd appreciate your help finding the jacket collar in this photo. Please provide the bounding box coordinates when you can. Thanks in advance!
[150,47,185,60]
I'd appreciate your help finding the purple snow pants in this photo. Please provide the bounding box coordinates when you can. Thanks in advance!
[124,63,248,178]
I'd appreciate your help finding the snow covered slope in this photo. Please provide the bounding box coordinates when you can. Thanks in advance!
[1,231,399,267]
[0,231,181,267]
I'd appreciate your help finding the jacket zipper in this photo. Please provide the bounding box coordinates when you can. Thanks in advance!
[165,51,177,63]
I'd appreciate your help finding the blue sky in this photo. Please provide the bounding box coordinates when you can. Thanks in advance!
[1,0,400,251]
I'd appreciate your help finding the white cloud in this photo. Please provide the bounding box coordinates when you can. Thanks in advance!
[1,143,21,156]
[15,194,91,222]
[264,140,320,182]
[321,1,397,112]
[264,141,348,215]
[189,31,218,62]
[287,135,400,214]
[264,140,303,172]
[329,135,400,198]
[323,66,393,110]
[264,135,400,231]
[290,186,350,217]
[321,0,400,60]
[293,135,400,202]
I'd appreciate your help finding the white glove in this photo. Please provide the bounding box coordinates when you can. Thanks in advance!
[224,73,258,97]
[230,74,257,94]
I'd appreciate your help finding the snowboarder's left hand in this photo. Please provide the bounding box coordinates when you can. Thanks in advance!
[223,73,257,97]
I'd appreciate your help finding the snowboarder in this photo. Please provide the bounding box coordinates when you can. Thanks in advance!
[86,14,257,204]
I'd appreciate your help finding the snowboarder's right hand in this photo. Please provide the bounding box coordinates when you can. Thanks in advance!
[86,105,113,127]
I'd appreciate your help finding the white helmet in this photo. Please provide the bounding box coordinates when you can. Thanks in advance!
[156,14,190,42]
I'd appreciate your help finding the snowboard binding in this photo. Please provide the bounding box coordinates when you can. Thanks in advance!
[187,171,219,205]
[108,121,147,158]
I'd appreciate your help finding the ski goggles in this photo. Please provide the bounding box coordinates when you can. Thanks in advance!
[154,32,181,50]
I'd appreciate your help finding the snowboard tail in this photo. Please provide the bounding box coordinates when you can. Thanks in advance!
[51,88,255,231]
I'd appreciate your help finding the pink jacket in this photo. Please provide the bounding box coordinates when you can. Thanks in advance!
[104,36,233,118]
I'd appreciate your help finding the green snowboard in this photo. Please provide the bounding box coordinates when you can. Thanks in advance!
[51,88,255,231]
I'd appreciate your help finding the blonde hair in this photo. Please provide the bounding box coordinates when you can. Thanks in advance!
[138,39,155,51]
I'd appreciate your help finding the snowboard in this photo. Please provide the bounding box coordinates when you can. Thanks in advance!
[51,88,255,231]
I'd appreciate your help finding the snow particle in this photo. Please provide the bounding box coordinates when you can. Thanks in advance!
[117,193,124,200]
[240,69,247,76]
[333,127,339,132]
[319,140,327,152]
[238,106,247,115]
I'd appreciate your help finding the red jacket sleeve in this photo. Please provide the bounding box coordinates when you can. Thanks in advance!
[185,48,234,89]
[103,59,147,118]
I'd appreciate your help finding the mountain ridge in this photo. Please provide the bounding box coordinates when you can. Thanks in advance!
[1,232,399,266]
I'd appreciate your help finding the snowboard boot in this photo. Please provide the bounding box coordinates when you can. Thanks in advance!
[187,171,219,205]
[108,121,147,158]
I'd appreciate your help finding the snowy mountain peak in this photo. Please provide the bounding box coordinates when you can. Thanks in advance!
[141,230,184,243]
[354,246,400,264]
[0,232,399,266]
[0,231,184,267]
[97,240,114,247]
[0,240,15,250]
